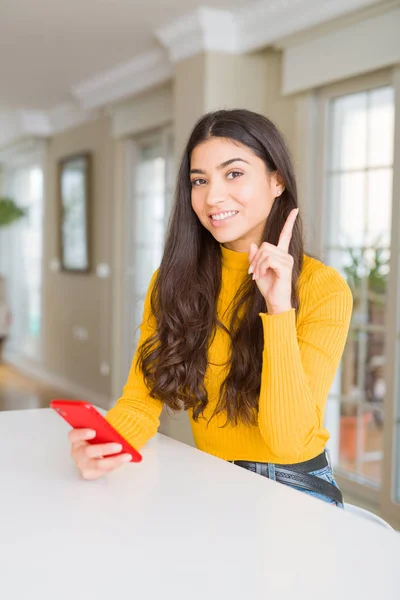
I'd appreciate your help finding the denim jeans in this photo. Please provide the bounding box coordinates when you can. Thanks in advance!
[233,450,344,508]
[265,451,344,508]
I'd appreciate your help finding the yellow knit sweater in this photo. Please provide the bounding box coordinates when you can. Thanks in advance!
[106,246,353,464]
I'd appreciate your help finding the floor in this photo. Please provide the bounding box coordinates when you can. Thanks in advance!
[0,361,75,411]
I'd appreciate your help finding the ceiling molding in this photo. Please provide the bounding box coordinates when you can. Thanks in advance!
[19,110,52,136]
[238,0,383,53]
[0,109,50,149]
[156,1,381,61]
[0,137,47,167]
[282,6,400,94]
[48,103,100,134]
[71,0,383,113]
[155,7,240,63]
[274,0,400,49]
[0,104,99,150]
[71,49,173,110]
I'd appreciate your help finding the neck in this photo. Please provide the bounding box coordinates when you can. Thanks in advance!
[222,237,260,253]
[222,241,249,253]
[221,224,265,253]
[220,244,250,272]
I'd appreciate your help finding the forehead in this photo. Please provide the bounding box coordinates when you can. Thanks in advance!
[190,137,255,166]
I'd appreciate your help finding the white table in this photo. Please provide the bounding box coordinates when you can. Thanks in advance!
[1,409,399,600]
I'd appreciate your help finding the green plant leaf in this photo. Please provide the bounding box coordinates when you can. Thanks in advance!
[0,197,26,228]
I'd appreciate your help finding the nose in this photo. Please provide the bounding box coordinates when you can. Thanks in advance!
[206,179,228,208]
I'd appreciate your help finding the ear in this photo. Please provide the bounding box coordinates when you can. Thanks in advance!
[271,172,285,196]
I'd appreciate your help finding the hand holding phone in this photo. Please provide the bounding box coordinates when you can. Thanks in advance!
[50,400,142,480]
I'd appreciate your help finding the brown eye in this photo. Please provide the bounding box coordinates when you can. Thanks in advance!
[227,171,243,180]
[191,178,207,186]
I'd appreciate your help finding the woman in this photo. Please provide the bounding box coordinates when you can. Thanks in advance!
[69,109,352,507]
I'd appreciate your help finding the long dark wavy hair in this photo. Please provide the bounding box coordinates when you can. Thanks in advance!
[138,109,304,427]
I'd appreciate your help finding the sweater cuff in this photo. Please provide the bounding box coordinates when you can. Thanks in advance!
[259,308,297,350]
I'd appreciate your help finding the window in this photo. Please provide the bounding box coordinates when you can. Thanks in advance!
[323,86,394,487]
[122,129,174,380]
[0,163,44,360]
[315,71,400,527]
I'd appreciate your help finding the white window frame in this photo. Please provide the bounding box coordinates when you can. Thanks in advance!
[115,126,173,394]
[310,68,400,527]
[0,139,46,364]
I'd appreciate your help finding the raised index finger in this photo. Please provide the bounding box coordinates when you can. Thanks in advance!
[277,208,299,252]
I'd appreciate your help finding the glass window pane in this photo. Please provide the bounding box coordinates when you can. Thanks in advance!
[335,251,388,488]
[341,325,386,392]
[0,165,43,359]
[134,245,162,297]
[330,92,367,171]
[340,331,358,399]
[339,402,383,483]
[366,168,392,247]
[343,248,390,316]
[327,172,365,248]
[324,86,394,490]
[126,133,173,379]
[324,248,347,277]
[136,157,166,196]
[134,151,166,247]
[368,87,395,168]
[135,192,165,245]
[365,331,386,407]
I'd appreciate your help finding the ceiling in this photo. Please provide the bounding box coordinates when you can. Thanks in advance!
[0,0,384,112]
[0,0,247,110]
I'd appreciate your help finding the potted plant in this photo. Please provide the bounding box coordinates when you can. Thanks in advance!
[0,197,26,361]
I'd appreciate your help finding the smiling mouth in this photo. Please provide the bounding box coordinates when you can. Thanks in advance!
[210,210,239,222]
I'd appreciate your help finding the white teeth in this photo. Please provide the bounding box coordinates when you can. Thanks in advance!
[211,211,238,221]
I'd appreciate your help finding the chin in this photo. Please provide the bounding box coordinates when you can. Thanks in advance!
[209,230,239,244]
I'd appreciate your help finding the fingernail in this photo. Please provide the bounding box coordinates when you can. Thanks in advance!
[121,454,132,463]
[112,444,123,453]
[85,430,96,439]
[248,265,254,275]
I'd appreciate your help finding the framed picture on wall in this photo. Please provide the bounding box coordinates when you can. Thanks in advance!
[58,153,91,273]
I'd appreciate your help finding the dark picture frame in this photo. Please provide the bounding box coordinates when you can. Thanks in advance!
[58,152,91,273]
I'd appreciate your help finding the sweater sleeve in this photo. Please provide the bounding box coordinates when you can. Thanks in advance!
[257,264,353,462]
[106,271,163,450]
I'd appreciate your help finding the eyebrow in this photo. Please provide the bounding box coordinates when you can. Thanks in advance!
[190,157,250,175]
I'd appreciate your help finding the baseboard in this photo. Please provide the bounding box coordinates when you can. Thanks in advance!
[4,352,113,410]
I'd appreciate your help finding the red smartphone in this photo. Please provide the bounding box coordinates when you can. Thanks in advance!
[50,399,142,462]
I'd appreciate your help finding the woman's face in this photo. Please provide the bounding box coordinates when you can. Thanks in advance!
[190,137,282,253]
